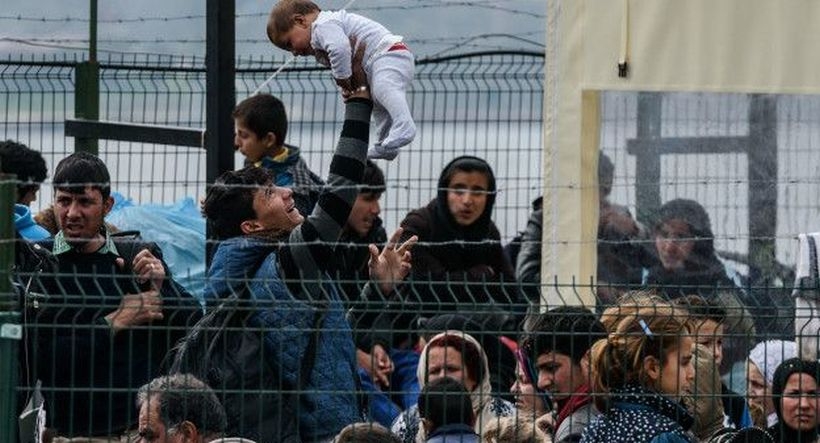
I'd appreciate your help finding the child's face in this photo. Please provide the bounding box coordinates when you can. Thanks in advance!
[657,335,695,401]
[693,319,725,366]
[274,22,314,56]
[234,118,275,162]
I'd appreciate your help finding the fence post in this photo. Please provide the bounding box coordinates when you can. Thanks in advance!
[634,92,662,226]
[74,0,99,155]
[748,94,778,285]
[74,61,100,155]
[0,173,19,442]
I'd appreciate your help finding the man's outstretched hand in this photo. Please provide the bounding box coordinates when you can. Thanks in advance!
[368,227,417,295]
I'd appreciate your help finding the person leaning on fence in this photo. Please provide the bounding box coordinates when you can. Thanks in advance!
[391,331,516,443]
[27,151,198,438]
[232,92,325,217]
[201,46,418,442]
[135,373,257,443]
[580,297,696,443]
[0,139,51,240]
[526,306,606,443]
[398,155,518,324]
[267,0,416,161]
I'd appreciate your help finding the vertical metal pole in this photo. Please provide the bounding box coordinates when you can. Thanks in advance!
[89,0,97,63]
[206,0,236,261]
[74,0,100,154]
[0,173,19,443]
[748,94,778,286]
[634,92,663,226]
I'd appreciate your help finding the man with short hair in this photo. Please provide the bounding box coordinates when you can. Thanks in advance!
[0,139,50,239]
[0,139,47,206]
[135,374,251,443]
[30,152,196,437]
[529,306,606,443]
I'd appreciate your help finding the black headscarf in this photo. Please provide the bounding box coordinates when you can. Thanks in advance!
[645,199,736,298]
[768,357,820,443]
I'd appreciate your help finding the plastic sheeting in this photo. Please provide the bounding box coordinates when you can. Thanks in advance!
[106,193,206,298]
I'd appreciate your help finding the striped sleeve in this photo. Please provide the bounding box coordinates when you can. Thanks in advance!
[279,98,372,298]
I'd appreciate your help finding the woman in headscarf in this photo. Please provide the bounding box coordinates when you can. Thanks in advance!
[767,358,820,443]
[391,331,516,443]
[747,340,798,428]
[644,198,742,299]
[398,156,517,315]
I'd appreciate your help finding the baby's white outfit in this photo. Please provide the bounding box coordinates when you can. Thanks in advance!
[311,10,416,160]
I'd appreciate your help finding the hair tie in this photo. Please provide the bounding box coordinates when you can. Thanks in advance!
[638,318,653,337]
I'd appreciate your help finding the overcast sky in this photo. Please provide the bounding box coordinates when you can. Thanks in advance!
[1,0,546,59]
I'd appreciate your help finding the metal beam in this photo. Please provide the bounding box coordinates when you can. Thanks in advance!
[65,119,204,148]
[748,94,778,285]
[626,136,751,156]
[205,0,236,184]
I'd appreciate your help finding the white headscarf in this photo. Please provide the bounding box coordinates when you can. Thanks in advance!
[748,340,797,386]
[415,330,496,442]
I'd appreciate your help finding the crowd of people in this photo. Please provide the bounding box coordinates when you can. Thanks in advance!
[3,1,817,442]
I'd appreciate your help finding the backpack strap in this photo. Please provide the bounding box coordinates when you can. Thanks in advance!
[298,305,327,391]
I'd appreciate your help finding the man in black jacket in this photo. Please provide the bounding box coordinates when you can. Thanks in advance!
[29,152,197,438]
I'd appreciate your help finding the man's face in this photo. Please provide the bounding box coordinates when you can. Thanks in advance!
[655,219,695,270]
[693,319,725,366]
[137,395,179,443]
[347,192,381,237]
[446,171,489,227]
[248,184,304,234]
[234,118,275,163]
[54,187,112,245]
[426,345,477,392]
[535,351,584,402]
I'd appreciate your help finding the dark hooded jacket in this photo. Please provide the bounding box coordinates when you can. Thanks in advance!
[644,199,740,299]
[767,358,820,443]
[399,156,516,314]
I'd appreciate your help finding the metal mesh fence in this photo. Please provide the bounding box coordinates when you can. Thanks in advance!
[3,53,820,442]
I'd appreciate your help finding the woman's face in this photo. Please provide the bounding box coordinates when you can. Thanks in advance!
[657,336,695,401]
[446,170,490,227]
[426,345,477,392]
[747,360,775,416]
[511,362,544,415]
[780,372,820,432]
[655,219,695,270]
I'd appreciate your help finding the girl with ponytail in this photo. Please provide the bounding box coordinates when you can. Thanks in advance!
[581,294,696,443]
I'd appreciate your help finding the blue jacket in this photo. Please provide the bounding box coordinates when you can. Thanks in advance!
[206,236,360,441]
[580,385,695,443]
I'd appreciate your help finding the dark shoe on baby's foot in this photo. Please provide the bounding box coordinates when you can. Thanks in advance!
[367,144,399,161]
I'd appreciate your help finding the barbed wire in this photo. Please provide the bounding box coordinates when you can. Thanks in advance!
[2,30,544,47]
[0,1,545,24]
